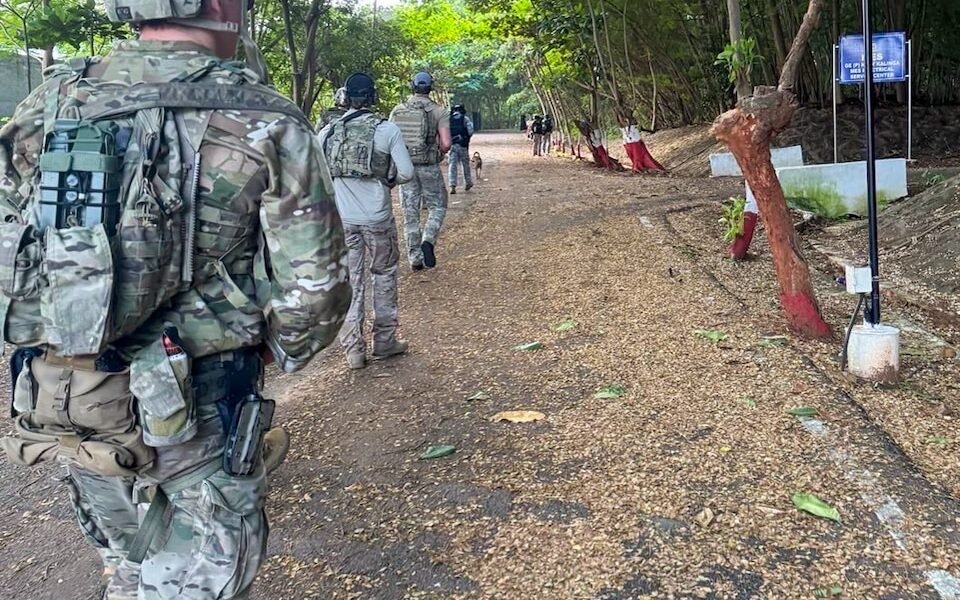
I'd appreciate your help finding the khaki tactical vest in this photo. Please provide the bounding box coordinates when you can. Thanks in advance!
[391,96,437,165]
[322,110,392,179]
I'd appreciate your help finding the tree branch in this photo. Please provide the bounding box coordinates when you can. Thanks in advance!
[778,0,825,92]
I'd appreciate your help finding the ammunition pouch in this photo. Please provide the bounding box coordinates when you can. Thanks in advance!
[1,351,155,477]
[129,333,195,448]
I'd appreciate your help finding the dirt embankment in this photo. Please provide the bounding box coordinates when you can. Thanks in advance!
[637,105,960,177]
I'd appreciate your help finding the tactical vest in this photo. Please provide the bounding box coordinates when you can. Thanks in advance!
[317,107,346,131]
[0,57,313,477]
[450,113,469,148]
[322,110,392,179]
[391,96,437,165]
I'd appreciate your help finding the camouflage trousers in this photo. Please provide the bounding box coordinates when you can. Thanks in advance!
[447,145,472,188]
[341,218,401,355]
[400,164,448,266]
[64,398,268,600]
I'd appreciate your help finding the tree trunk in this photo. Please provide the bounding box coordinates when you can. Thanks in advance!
[726,0,752,100]
[711,0,831,340]
[576,119,623,171]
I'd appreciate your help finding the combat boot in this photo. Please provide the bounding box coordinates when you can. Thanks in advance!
[372,340,409,360]
[450,185,457,194]
[465,182,473,191]
[346,351,366,370]
[262,427,290,474]
[421,241,436,268]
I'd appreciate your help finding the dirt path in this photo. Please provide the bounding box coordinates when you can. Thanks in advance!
[0,133,958,599]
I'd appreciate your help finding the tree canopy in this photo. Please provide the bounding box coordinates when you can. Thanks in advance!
[2,0,959,130]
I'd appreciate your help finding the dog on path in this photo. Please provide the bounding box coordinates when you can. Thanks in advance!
[472,151,483,180]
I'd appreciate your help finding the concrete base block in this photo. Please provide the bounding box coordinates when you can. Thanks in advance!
[710,146,804,177]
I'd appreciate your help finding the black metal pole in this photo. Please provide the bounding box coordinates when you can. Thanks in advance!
[862,0,882,325]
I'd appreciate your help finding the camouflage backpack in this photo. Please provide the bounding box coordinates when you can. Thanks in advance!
[0,59,311,477]
[391,97,437,165]
[322,110,393,180]
[0,59,308,356]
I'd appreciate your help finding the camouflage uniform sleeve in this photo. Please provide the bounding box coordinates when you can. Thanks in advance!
[0,83,48,219]
[258,118,351,373]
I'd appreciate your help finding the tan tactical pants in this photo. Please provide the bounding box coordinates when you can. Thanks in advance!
[400,164,448,267]
[340,218,401,355]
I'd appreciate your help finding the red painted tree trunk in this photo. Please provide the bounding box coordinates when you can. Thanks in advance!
[576,120,624,171]
[728,211,758,259]
[712,88,831,339]
[622,126,666,172]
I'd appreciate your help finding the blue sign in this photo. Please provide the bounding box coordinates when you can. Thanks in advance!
[839,32,907,84]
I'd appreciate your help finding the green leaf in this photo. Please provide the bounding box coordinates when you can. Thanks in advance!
[514,341,543,352]
[695,329,728,343]
[737,396,757,408]
[419,445,456,460]
[555,319,577,332]
[925,436,951,447]
[813,585,844,598]
[594,384,627,399]
[792,493,841,523]
[720,196,747,242]
[788,406,818,417]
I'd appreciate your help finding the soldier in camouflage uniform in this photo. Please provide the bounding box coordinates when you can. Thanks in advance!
[389,72,451,270]
[318,72,414,369]
[0,0,350,595]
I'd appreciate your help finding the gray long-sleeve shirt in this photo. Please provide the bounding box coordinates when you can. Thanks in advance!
[318,109,415,226]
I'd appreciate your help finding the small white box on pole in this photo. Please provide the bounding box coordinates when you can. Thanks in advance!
[845,265,873,294]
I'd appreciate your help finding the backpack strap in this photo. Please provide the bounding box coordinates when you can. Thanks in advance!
[79,83,311,128]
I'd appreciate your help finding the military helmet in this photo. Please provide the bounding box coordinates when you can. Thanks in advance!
[104,0,232,30]
[412,71,433,93]
[333,87,348,108]
[344,72,378,105]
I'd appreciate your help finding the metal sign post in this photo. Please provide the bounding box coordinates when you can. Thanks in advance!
[907,40,913,161]
[862,0,882,325]
[833,44,839,163]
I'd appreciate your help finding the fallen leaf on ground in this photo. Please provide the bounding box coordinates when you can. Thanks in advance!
[594,384,627,399]
[738,396,757,408]
[813,585,844,598]
[466,391,491,401]
[695,329,728,343]
[555,319,578,332]
[760,335,789,347]
[788,406,818,417]
[925,436,951,446]
[792,493,841,522]
[419,445,456,460]
[491,410,546,423]
[694,507,715,527]
[514,341,543,352]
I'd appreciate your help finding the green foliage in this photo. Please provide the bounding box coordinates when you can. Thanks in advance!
[27,0,128,54]
[715,37,761,85]
[720,196,747,243]
[922,170,946,188]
